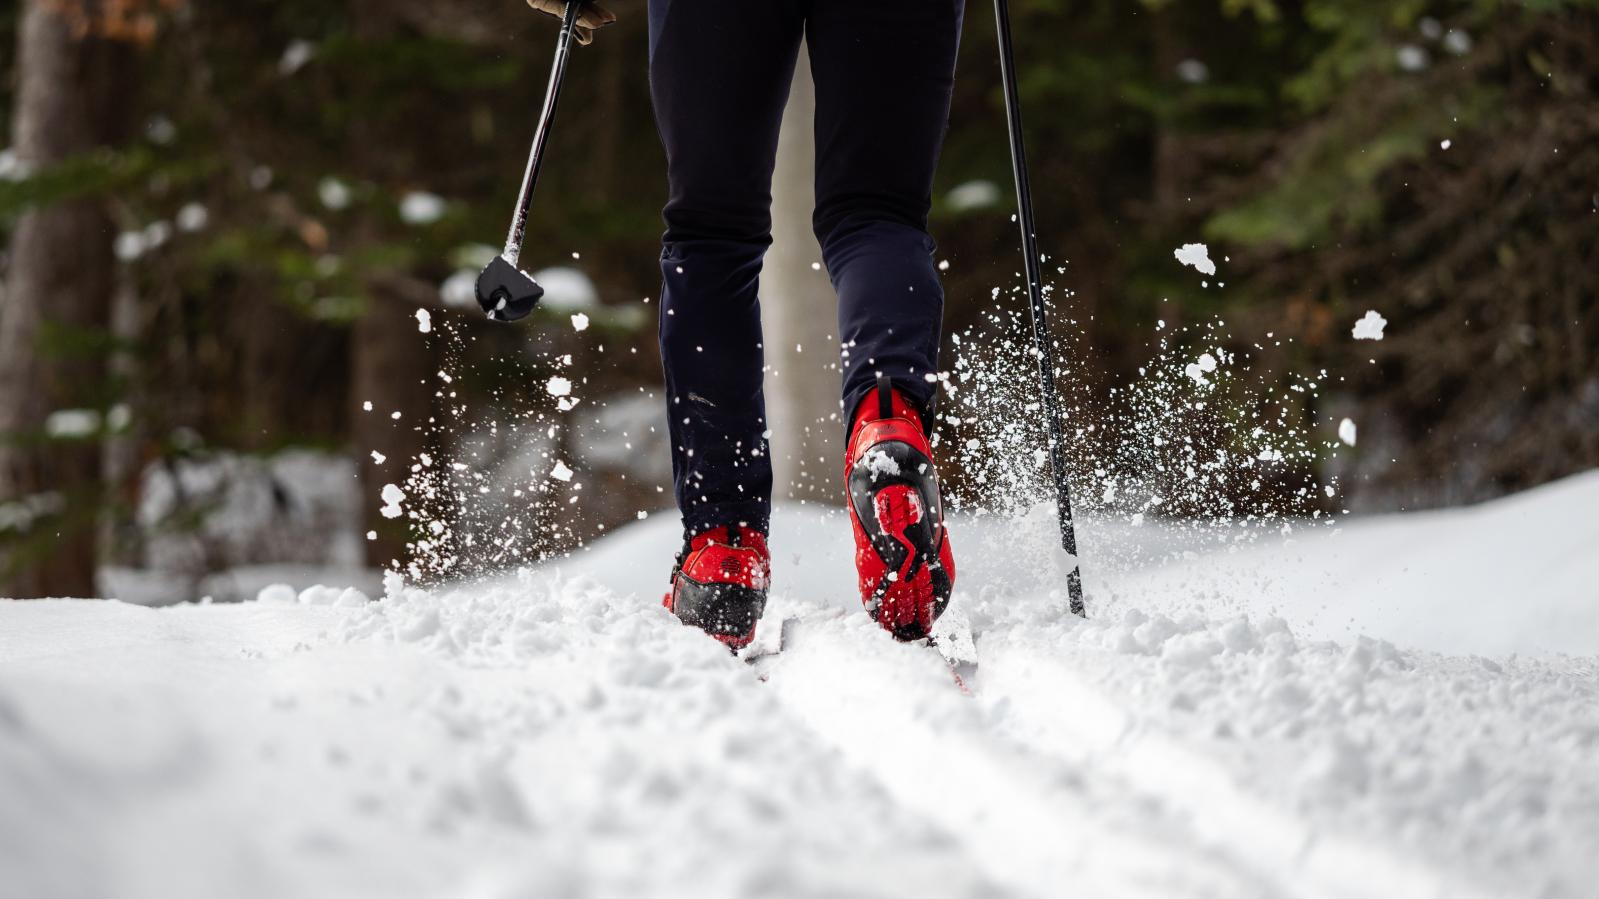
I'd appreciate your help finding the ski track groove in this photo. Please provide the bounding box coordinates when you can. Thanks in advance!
[974,638,1501,899]
[761,610,1284,899]
[759,606,1498,899]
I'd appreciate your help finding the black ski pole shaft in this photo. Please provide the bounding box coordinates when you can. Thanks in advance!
[994,0,1085,618]
[503,1,582,266]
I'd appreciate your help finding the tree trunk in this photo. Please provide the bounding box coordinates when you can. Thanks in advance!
[763,47,843,505]
[351,292,434,569]
[0,2,133,598]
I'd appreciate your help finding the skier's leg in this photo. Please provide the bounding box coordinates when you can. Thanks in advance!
[808,0,964,641]
[807,0,965,425]
[648,0,805,537]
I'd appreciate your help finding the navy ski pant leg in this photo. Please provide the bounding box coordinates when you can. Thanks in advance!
[809,0,964,426]
[649,0,804,536]
[649,0,962,537]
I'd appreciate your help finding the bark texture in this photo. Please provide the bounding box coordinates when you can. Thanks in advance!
[0,2,133,597]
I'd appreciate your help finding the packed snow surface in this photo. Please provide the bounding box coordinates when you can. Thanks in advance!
[3,473,1598,899]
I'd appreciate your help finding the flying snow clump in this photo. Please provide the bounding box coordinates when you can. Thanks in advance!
[415,308,432,334]
[550,461,574,483]
[571,313,590,332]
[379,483,406,519]
[1352,310,1387,341]
[1174,243,1217,276]
[546,376,573,398]
[1184,352,1219,387]
[1338,418,1358,447]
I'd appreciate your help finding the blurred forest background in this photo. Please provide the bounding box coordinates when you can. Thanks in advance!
[1,0,1595,601]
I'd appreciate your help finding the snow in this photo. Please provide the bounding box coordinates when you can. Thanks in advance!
[414,308,432,334]
[1353,310,1388,340]
[399,191,446,226]
[529,267,598,311]
[379,483,405,519]
[318,177,352,211]
[3,473,1598,898]
[1396,44,1430,72]
[278,40,316,76]
[1183,352,1219,386]
[1338,417,1358,446]
[175,203,209,232]
[945,180,1002,212]
[44,408,100,438]
[570,312,590,332]
[437,270,476,308]
[545,376,572,398]
[863,449,900,480]
[0,147,30,181]
[1175,59,1210,84]
[1174,242,1217,276]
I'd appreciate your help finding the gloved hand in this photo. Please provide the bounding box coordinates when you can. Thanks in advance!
[526,1,616,45]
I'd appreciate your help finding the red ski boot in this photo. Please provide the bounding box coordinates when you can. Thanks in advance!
[664,524,770,651]
[845,376,956,641]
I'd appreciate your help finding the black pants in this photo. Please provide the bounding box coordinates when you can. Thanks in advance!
[649,0,964,536]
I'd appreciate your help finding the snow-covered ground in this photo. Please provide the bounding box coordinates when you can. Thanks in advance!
[3,473,1597,899]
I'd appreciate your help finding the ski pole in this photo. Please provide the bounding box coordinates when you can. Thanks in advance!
[475,0,584,322]
[993,0,1086,618]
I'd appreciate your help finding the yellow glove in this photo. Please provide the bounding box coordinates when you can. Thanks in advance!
[526,1,616,46]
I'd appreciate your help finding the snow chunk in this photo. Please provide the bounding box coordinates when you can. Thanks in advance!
[864,449,901,481]
[1184,352,1219,386]
[279,39,316,76]
[255,583,297,605]
[549,461,574,483]
[318,177,352,211]
[0,148,31,181]
[1338,418,1358,447]
[415,308,432,334]
[45,409,100,438]
[399,191,446,226]
[946,180,1001,211]
[1395,44,1429,72]
[1174,243,1217,276]
[379,483,405,519]
[1175,59,1209,84]
[176,203,209,233]
[546,377,572,398]
[530,267,597,311]
[570,313,590,332]
[440,269,477,308]
[1352,310,1387,340]
[296,584,341,606]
